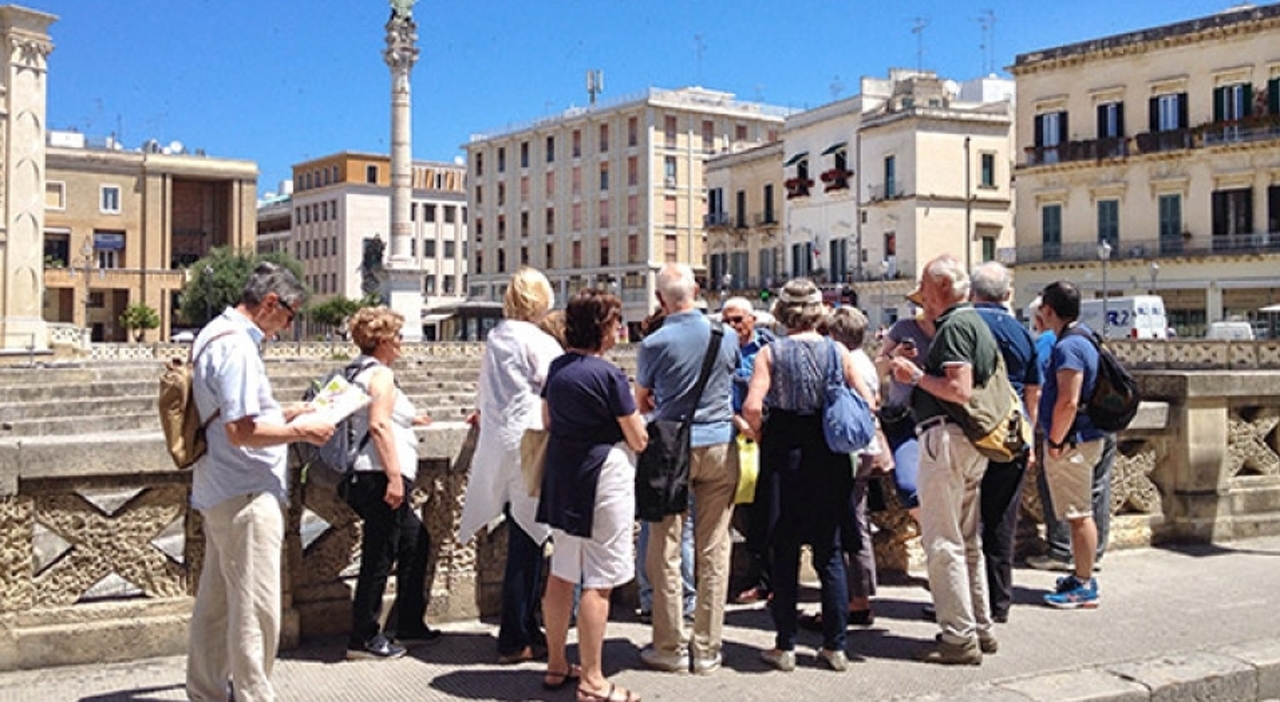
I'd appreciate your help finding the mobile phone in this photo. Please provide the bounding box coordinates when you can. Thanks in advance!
[900,339,916,352]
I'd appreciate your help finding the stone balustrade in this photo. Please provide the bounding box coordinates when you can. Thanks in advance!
[0,344,1277,671]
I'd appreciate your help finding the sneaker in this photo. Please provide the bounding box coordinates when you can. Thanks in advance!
[394,627,443,646]
[1026,554,1072,572]
[1044,577,1099,609]
[692,653,722,675]
[346,634,407,660]
[817,648,849,672]
[759,648,796,672]
[640,645,689,673]
[917,638,982,666]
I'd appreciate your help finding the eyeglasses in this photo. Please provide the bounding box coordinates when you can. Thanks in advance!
[278,298,296,323]
[724,315,747,324]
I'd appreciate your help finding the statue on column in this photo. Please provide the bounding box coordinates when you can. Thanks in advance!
[389,0,415,20]
[361,235,386,296]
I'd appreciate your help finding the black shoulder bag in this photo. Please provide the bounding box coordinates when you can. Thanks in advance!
[635,324,725,522]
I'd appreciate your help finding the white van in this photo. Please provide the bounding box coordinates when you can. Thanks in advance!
[1079,295,1168,340]
[1205,320,1255,340]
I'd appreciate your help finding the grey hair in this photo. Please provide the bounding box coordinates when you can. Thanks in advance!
[827,306,869,348]
[925,255,969,302]
[240,261,307,308]
[721,296,754,315]
[970,261,1011,302]
[656,263,696,306]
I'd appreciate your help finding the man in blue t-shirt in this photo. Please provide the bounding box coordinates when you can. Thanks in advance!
[1036,281,1106,609]
[636,263,740,674]
[969,262,1040,625]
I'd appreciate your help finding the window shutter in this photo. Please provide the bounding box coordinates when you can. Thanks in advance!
[1034,114,1044,147]
[1269,185,1280,233]
[1213,86,1226,123]
[1058,111,1069,144]
[1149,97,1159,132]
[1116,102,1125,137]
[1212,191,1228,237]
[1177,93,1189,129]
[1096,104,1107,138]
[1242,84,1253,118]
[1270,78,1280,116]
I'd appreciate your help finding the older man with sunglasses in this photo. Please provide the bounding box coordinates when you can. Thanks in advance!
[721,297,776,605]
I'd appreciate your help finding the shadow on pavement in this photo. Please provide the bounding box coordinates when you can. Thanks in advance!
[429,638,642,701]
[1155,541,1280,558]
[79,683,186,702]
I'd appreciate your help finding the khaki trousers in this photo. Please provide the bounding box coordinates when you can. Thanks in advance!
[186,492,284,702]
[917,424,993,645]
[646,442,739,660]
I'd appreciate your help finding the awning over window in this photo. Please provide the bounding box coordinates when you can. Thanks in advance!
[821,141,847,156]
[783,151,808,167]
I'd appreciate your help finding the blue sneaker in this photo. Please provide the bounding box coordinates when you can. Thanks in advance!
[1044,577,1099,609]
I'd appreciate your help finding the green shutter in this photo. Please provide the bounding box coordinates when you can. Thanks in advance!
[1213,86,1226,123]
[1270,78,1280,116]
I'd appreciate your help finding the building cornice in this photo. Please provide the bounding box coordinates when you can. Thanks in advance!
[1012,3,1280,75]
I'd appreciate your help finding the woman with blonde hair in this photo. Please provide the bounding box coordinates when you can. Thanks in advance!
[344,306,438,659]
[460,267,565,667]
[743,279,876,673]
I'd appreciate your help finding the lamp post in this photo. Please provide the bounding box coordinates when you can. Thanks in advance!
[1098,240,1112,339]
[203,265,214,325]
[1149,260,1160,295]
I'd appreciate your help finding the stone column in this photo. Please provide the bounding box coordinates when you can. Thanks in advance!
[382,1,424,341]
[0,7,56,352]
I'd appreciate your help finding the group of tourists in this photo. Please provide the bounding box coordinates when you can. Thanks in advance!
[182,256,1114,702]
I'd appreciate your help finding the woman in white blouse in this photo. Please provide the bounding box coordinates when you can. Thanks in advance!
[459,267,564,667]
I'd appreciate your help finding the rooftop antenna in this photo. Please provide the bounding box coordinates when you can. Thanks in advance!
[694,34,705,85]
[911,17,930,73]
[829,75,844,100]
[977,9,997,75]
[587,69,604,106]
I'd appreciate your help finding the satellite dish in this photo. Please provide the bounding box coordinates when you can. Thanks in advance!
[169,141,184,154]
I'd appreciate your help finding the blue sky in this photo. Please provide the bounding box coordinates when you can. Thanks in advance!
[40,1,1241,197]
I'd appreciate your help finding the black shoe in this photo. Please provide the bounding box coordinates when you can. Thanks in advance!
[921,603,936,621]
[394,627,443,646]
[991,611,1009,624]
[347,634,407,660]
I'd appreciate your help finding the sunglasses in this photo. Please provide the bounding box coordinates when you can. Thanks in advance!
[724,315,747,324]
[278,298,296,322]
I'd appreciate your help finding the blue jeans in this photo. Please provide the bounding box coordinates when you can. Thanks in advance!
[637,494,695,616]
[1037,433,1115,561]
[497,504,546,655]
[884,419,921,508]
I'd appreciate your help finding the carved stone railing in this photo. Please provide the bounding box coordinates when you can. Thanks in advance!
[0,352,1278,671]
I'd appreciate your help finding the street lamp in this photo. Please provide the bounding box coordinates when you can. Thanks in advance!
[1098,240,1112,339]
[1149,261,1160,295]
[203,265,214,325]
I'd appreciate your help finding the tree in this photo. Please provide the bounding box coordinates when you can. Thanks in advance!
[178,247,306,327]
[119,303,160,342]
[308,294,362,337]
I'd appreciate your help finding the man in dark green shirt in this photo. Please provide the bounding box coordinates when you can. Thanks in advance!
[888,254,999,666]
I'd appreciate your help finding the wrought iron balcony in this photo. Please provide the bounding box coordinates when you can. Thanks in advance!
[704,211,731,229]
[1012,232,1280,264]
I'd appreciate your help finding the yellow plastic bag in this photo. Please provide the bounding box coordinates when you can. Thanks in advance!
[734,435,759,505]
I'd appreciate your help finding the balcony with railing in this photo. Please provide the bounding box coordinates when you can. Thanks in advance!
[753,212,780,229]
[1023,137,1129,166]
[703,211,731,229]
[820,168,853,193]
[1023,115,1280,168]
[784,177,813,200]
[1013,232,1280,264]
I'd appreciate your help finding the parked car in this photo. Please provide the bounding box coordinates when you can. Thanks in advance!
[1205,320,1255,340]
[169,330,195,343]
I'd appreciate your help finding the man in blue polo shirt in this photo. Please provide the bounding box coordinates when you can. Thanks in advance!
[969,262,1040,624]
[1036,280,1105,609]
[637,263,739,675]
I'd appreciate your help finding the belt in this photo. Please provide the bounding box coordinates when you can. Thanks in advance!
[915,415,954,435]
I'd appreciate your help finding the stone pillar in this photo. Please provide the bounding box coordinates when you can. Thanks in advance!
[382,1,424,342]
[0,7,55,352]
[1206,284,1224,324]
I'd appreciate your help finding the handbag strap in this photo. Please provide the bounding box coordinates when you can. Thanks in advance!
[679,323,725,425]
[825,338,844,390]
[190,329,239,430]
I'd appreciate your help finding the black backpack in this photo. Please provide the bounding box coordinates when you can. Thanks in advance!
[296,357,379,488]
[1066,327,1139,433]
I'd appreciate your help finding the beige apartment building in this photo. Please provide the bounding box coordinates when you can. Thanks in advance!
[42,132,257,342]
[284,152,467,339]
[1011,3,1280,336]
[464,87,789,334]
[707,71,1015,327]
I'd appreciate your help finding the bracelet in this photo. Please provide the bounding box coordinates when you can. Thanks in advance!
[1047,438,1066,450]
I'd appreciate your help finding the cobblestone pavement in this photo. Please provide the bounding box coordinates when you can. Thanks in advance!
[1,535,1279,701]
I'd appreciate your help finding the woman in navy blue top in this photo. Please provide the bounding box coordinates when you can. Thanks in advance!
[537,289,647,702]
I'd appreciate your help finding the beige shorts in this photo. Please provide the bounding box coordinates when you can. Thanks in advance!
[1043,438,1105,521]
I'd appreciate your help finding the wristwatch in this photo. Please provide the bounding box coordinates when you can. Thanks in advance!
[1046,437,1067,450]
